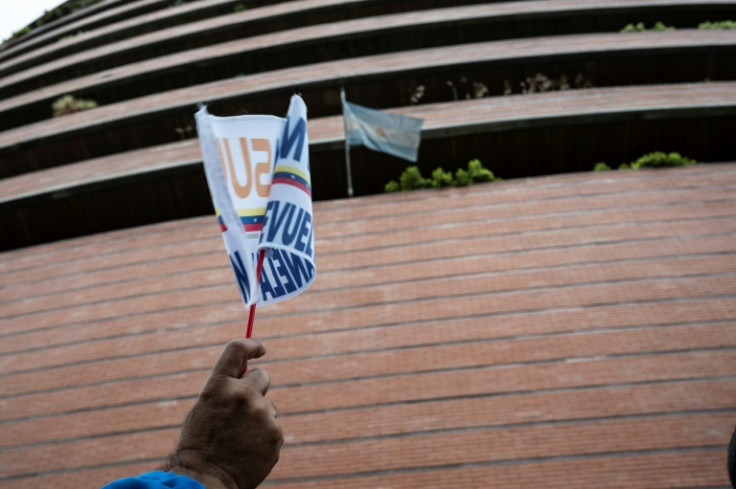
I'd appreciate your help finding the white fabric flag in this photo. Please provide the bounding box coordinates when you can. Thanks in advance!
[195,95,315,308]
[341,95,423,162]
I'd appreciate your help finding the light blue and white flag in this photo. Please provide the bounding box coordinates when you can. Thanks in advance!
[195,95,315,308]
[341,91,423,162]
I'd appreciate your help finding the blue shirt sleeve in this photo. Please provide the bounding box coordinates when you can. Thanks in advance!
[101,471,205,489]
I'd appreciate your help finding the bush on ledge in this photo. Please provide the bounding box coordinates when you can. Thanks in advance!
[594,151,698,171]
[386,159,501,192]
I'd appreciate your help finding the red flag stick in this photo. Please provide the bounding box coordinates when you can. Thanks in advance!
[246,249,266,339]
[241,249,266,378]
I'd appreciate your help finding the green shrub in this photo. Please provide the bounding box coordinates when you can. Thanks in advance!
[3,0,104,47]
[628,151,697,169]
[52,95,98,117]
[621,21,674,32]
[621,22,644,32]
[385,159,501,192]
[593,152,698,171]
[399,166,432,191]
[3,26,30,45]
[431,167,454,188]
[652,21,675,31]
[385,180,400,193]
[234,3,246,11]
[699,20,736,29]
[453,168,472,186]
[467,158,497,182]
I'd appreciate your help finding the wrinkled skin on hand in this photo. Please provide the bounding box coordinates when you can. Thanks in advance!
[163,340,283,489]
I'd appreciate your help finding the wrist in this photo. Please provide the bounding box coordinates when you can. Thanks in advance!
[163,452,238,489]
[169,466,232,489]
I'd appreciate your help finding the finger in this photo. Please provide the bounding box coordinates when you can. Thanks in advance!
[267,400,278,418]
[241,367,271,395]
[211,339,266,379]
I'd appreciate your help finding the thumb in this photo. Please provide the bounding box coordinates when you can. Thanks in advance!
[210,339,266,379]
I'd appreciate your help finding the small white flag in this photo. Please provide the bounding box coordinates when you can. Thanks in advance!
[195,95,315,308]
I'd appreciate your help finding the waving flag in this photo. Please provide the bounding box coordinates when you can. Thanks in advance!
[341,89,423,162]
[195,95,315,318]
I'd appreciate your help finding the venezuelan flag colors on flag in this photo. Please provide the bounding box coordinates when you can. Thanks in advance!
[195,95,315,309]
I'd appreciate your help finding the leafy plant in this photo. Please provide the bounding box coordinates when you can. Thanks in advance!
[3,0,103,47]
[234,3,246,12]
[620,21,674,32]
[52,95,98,117]
[453,168,472,186]
[385,180,400,193]
[467,158,498,182]
[629,151,697,169]
[3,26,30,45]
[399,166,432,191]
[593,152,697,171]
[699,20,736,29]
[385,159,501,192]
[431,167,453,188]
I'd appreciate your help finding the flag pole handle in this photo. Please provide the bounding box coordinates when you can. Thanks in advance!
[241,249,266,377]
[246,249,266,339]
[340,86,354,198]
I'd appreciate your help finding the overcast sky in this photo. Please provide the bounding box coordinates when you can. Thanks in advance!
[1,0,64,42]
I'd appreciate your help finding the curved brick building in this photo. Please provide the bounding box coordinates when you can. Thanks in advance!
[1,1,736,488]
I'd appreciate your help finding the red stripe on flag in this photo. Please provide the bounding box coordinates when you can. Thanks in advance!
[272,176,311,197]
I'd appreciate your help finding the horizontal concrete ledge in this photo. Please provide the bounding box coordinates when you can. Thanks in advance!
[2,0,733,102]
[1,82,734,207]
[0,0,357,81]
[0,0,190,70]
[1,29,735,152]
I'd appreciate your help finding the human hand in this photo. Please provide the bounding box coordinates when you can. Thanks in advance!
[163,339,283,489]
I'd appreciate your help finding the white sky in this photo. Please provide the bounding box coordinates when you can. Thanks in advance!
[0,0,65,42]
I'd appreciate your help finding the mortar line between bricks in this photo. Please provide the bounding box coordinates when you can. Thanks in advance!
[2,291,735,363]
[2,344,735,405]
[2,407,734,454]
[2,374,734,425]
[262,446,728,484]
[278,345,736,389]
[1,315,734,379]
[4,221,734,303]
[2,445,723,483]
[4,247,735,323]
[321,215,736,256]
[280,376,736,417]
[0,278,736,358]
[3,231,735,312]
[2,189,734,286]
[2,268,736,339]
[312,197,736,244]
[281,409,736,448]
[11,164,735,261]
[310,182,736,227]
[4,172,734,275]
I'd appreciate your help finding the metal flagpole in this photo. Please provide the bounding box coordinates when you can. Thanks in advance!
[340,86,354,198]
